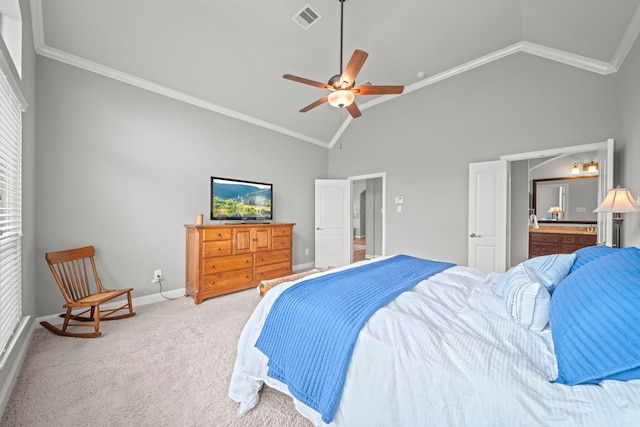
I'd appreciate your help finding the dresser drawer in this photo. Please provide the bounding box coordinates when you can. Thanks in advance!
[202,240,232,257]
[202,228,232,241]
[530,233,559,243]
[202,268,253,293]
[272,225,292,237]
[255,262,292,282]
[560,244,586,253]
[561,235,576,244]
[202,254,252,275]
[529,242,558,257]
[272,236,292,250]
[255,249,291,266]
[577,234,597,245]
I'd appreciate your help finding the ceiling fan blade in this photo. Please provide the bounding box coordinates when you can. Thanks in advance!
[340,49,368,88]
[352,85,404,95]
[283,74,333,90]
[345,101,362,118]
[300,96,329,112]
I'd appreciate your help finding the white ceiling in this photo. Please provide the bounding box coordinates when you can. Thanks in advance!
[31,0,640,147]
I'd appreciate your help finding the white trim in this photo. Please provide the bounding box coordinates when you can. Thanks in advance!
[610,2,640,71]
[0,39,27,111]
[500,140,610,162]
[29,0,640,148]
[34,288,185,327]
[0,316,32,417]
[294,261,315,271]
[520,42,613,75]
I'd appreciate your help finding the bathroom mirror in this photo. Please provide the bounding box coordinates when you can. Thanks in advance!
[532,176,598,223]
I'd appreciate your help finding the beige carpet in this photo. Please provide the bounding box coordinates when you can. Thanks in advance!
[2,289,312,427]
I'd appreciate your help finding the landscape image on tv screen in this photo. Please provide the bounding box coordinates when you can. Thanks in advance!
[211,177,272,220]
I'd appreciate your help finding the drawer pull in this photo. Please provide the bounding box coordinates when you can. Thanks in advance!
[245,259,250,263]
[217,247,222,251]
[210,264,215,268]
[209,281,215,285]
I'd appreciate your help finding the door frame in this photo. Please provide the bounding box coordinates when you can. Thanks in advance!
[348,172,386,260]
[501,139,614,249]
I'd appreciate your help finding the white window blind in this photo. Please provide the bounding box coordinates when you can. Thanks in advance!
[0,70,22,357]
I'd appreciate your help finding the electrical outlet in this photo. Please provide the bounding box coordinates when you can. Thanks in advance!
[151,269,162,284]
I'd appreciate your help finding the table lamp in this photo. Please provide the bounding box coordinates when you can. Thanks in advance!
[593,186,640,248]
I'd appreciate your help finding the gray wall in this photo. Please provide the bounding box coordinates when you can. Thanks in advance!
[328,52,621,265]
[34,57,327,317]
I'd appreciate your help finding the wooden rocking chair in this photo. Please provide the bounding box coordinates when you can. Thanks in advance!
[41,246,135,338]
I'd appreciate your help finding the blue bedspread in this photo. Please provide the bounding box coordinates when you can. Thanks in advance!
[254,254,455,423]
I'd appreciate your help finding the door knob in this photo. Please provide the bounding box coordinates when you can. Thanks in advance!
[316,227,323,230]
[470,233,481,237]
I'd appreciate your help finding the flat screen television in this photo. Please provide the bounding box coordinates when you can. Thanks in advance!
[210,176,273,221]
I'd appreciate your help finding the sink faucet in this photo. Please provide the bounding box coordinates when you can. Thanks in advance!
[530,214,539,229]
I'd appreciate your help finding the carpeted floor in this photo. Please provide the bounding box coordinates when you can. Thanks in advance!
[1,289,312,427]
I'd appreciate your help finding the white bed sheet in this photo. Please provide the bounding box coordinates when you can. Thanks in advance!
[229,259,640,426]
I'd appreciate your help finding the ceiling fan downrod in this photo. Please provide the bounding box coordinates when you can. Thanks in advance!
[329,0,346,88]
[339,0,345,76]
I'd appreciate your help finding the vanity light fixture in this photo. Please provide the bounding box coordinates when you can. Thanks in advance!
[594,186,640,248]
[571,161,599,175]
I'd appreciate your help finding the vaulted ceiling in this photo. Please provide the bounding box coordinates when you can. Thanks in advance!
[31,0,640,147]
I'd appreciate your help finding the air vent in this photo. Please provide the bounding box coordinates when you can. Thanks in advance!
[292,5,321,30]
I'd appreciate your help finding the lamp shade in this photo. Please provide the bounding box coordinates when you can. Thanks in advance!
[593,187,640,213]
[548,206,562,213]
[328,90,355,108]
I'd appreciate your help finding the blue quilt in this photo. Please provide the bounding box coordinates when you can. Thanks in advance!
[254,254,455,423]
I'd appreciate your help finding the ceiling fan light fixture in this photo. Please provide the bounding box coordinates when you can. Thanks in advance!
[328,90,355,108]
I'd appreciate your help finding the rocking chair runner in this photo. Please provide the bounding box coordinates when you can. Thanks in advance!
[41,246,135,338]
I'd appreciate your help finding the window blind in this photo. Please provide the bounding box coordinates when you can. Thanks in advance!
[0,71,22,357]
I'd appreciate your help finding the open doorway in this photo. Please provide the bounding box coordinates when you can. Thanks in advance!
[349,173,385,262]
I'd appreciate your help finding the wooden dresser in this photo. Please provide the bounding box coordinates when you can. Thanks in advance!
[185,223,294,304]
[528,226,597,258]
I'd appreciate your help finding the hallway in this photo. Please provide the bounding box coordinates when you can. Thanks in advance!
[353,237,366,262]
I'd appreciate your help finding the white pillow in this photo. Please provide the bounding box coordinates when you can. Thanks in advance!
[502,264,551,332]
[494,253,575,297]
[523,253,576,293]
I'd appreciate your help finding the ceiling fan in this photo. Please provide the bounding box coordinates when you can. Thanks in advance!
[283,0,404,119]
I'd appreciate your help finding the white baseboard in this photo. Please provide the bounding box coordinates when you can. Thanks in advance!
[294,262,315,272]
[35,288,186,328]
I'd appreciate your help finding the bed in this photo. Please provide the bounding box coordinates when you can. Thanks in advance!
[228,247,640,426]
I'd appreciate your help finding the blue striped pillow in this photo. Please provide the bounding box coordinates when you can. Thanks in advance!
[550,247,640,385]
[501,264,551,332]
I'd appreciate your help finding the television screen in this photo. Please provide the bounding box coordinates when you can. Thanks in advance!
[210,177,273,221]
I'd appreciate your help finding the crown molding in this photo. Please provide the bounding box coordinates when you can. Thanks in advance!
[30,0,640,149]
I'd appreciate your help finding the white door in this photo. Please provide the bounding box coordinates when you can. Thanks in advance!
[468,160,508,273]
[315,179,351,268]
